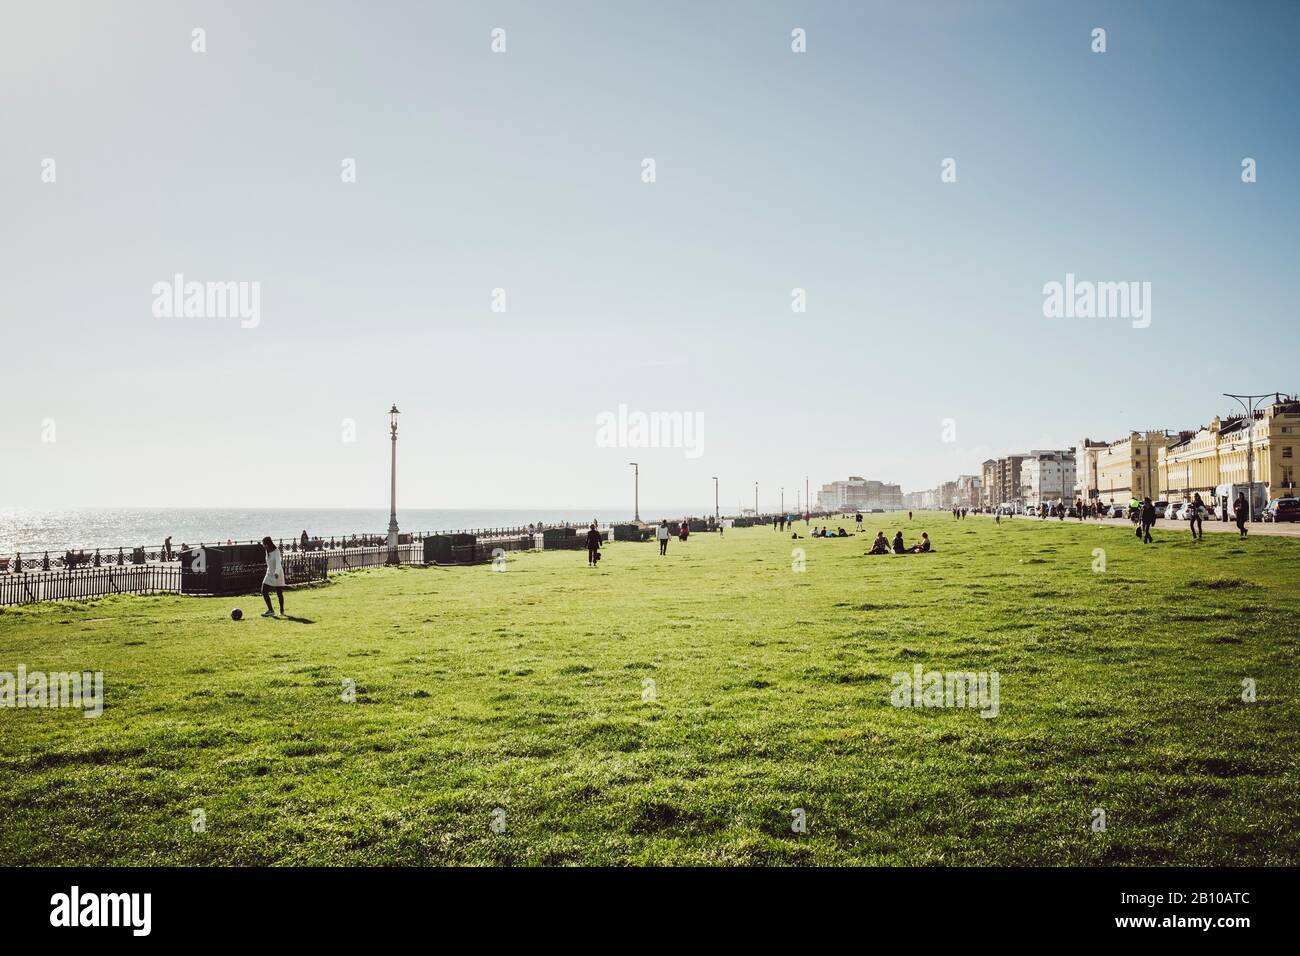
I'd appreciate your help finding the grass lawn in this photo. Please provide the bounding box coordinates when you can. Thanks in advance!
[1,516,1297,866]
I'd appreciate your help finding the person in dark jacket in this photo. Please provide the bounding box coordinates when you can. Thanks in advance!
[1139,497,1156,543]
[892,531,906,554]
[1189,493,1205,540]
[585,522,602,566]
[1233,494,1249,537]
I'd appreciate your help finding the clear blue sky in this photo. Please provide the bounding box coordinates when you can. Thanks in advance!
[2,1,1296,512]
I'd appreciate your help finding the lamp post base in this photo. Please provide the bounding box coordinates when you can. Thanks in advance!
[387,518,399,565]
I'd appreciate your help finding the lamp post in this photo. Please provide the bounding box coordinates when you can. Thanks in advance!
[754,482,759,519]
[805,475,809,522]
[780,487,784,515]
[387,404,400,564]
[1224,392,1273,521]
[712,476,719,522]
[629,462,640,522]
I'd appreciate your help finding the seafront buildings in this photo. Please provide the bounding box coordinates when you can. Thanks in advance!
[816,477,904,512]
[905,392,1299,511]
[1020,450,1076,508]
[1158,396,1300,504]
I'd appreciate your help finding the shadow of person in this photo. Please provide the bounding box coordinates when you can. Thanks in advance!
[280,615,315,624]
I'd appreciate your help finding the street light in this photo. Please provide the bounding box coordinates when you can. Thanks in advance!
[387,404,400,563]
[780,487,784,515]
[754,482,759,519]
[629,462,640,523]
[1223,392,1274,521]
[712,476,719,523]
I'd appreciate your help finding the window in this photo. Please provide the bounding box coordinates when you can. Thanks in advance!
[1284,446,1293,459]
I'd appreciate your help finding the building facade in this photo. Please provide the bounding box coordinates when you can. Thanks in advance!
[955,474,982,509]
[995,454,1028,508]
[1019,450,1077,507]
[816,477,904,512]
[980,460,998,509]
[1158,396,1300,503]
[1095,432,1171,505]
[1074,439,1108,500]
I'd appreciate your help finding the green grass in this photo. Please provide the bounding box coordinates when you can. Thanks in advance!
[1,516,1297,866]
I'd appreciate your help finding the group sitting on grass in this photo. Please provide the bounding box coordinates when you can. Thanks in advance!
[866,531,933,554]
[809,526,854,538]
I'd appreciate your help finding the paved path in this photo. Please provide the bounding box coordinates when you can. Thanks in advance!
[978,514,1300,537]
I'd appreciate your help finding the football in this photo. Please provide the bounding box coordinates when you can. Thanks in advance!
[231,608,243,621]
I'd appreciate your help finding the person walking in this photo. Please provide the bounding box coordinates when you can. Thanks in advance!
[261,536,286,617]
[1189,493,1205,540]
[1139,497,1156,544]
[656,519,671,555]
[586,521,602,566]
[1233,493,1249,537]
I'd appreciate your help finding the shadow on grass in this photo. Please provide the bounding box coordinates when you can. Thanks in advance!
[280,615,315,625]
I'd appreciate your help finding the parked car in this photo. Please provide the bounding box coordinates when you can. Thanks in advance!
[1107,503,1128,518]
[1167,503,1186,521]
[1153,501,1170,518]
[1262,498,1300,523]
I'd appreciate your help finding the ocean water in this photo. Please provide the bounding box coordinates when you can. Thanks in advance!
[0,507,714,555]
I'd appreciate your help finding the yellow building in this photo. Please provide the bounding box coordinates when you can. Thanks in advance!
[1095,432,1172,505]
[1158,396,1300,503]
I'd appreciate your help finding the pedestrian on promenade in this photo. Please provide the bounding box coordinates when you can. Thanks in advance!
[1139,497,1156,544]
[586,522,602,566]
[908,511,913,522]
[657,519,671,555]
[1233,494,1249,537]
[1189,493,1205,540]
[261,536,286,617]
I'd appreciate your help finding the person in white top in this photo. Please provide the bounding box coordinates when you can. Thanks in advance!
[656,519,671,556]
[261,536,286,617]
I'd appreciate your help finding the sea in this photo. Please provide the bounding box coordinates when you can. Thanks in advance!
[0,507,702,555]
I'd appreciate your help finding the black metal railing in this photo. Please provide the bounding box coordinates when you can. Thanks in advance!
[0,564,182,606]
[0,522,642,606]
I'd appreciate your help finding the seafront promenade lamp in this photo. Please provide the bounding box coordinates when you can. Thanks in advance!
[712,476,719,522]
[1223,392,1273,521]
[387,404,401,562]
[629,462,640,523]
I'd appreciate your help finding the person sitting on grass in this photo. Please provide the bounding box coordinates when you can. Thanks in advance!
[908,532,933,553]
[867,532,890,554]
[836,527,851,537]
[892,531,906,554]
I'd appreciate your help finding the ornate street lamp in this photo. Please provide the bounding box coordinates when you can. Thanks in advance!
[387,404,400,563]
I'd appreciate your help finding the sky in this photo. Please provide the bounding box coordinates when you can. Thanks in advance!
[2,1,1297,513]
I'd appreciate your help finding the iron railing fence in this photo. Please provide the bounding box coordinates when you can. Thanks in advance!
[0,521,697,605]
[0,522,616,573]
[0,564,182,607]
